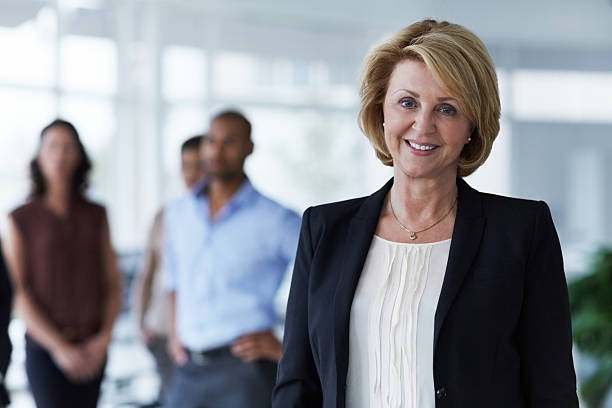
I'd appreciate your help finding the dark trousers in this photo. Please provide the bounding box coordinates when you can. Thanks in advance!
[147,335,174,402]
[166,347,277,408]
[25,336,105,408]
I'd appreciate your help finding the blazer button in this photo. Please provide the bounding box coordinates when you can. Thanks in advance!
[435,387,447,400]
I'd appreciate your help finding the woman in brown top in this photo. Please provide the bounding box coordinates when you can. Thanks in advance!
[2,119,121,408]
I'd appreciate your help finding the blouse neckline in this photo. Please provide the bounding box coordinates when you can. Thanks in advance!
[373,234,452,247]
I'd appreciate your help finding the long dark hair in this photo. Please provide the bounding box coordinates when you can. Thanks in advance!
[29,119,92,198]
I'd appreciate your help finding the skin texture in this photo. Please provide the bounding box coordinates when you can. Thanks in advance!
[167,117,283,365]
[376,59,474,244]
[4,126,121,382]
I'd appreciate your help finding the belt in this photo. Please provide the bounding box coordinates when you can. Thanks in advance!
[185,345,234,365]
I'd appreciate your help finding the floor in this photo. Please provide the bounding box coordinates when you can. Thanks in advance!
[5,314,161,407]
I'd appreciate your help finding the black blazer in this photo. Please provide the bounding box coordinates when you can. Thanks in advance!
[273,178,578,408]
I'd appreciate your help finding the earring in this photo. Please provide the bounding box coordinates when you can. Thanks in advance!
[467,137,472,142]
[382,122,385,127]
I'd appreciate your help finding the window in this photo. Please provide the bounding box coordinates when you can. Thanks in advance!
[0,11,56,87]
[58,96,115,199]
[59,35,117,95]
[0,89,55,230]
[213,52,358,108]
[162,105,207,200]
[244,107,374,211]
[162,46,207,102]
[513,70,612,123]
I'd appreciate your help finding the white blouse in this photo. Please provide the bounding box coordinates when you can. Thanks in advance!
[346,235,451,408]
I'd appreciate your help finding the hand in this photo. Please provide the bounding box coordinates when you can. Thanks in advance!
[168,333,188,366]
[139,327,153,346]
[51,342,94,382]
[231,330,282,362]
[82,332,110,378]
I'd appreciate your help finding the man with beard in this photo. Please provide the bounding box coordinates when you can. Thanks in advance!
[164,110,300,408]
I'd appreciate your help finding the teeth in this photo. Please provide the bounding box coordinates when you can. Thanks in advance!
[408,141,436,151]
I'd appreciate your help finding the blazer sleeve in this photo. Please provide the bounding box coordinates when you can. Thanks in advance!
[517,201,578,407]
[272,207,323,407]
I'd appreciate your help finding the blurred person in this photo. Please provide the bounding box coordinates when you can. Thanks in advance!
[0,241,12,407]
[3,119,121,408]
[164,110,301,408]
[273,20,578,408]
[132,135,205,407]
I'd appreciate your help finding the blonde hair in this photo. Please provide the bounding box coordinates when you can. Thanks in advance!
[358,19,500,177]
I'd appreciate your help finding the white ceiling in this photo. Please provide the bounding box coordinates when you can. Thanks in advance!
[1,0,610,71]
[2,0,611,48]
[153,0,612,48]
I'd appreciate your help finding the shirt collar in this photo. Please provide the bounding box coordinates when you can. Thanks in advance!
[191,177,208,197]
[192,176,257,213]
[226,177,256,210]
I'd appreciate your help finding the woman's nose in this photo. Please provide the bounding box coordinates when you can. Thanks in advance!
[411,110,436,135]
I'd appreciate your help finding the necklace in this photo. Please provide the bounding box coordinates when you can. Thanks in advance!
[389,193,458,240]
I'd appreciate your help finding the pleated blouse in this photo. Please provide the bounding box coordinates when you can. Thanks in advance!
[346,235,451,408]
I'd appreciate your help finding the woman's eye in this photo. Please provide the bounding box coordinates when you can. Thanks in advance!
[400,98,416,108]
[439,105,457,115]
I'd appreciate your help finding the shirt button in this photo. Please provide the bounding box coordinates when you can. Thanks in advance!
[435,387,447,400]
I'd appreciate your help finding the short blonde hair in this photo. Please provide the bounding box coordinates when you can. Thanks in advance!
[358,19,500,177]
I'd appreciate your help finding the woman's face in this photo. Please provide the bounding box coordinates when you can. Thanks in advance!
[37,126,82,186]
[382,59,473,181]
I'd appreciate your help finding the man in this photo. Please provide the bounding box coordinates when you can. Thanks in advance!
[133,135,205,407]
[164,110,301,408]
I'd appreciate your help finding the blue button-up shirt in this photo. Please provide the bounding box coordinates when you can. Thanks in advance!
[163,178,301,350]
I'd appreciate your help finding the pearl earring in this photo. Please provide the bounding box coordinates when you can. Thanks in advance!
[382,122,385,127]
[467,137,472,142]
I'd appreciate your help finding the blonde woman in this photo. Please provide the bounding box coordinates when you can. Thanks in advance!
[273,20,578,408]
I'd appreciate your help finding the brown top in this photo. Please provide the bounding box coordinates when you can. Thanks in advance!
[11,197,108,342]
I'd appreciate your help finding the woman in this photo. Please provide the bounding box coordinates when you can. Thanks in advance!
[3,119,121,407]
[273,20,578,408]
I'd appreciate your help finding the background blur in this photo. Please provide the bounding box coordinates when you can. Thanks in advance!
[1,0,611,406]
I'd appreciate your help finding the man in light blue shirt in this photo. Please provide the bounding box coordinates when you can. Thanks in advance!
[164,110,301,408]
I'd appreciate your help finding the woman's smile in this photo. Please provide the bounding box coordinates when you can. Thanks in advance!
[404,139,439,154]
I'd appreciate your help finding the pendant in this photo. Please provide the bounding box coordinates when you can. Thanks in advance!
[409,232,417,240]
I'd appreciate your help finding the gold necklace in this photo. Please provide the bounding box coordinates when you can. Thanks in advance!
[389,193,458,240]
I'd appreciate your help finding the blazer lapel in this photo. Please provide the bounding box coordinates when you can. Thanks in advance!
[333,178,392,404]
[433,178,486,350]
[330,177,485,402]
